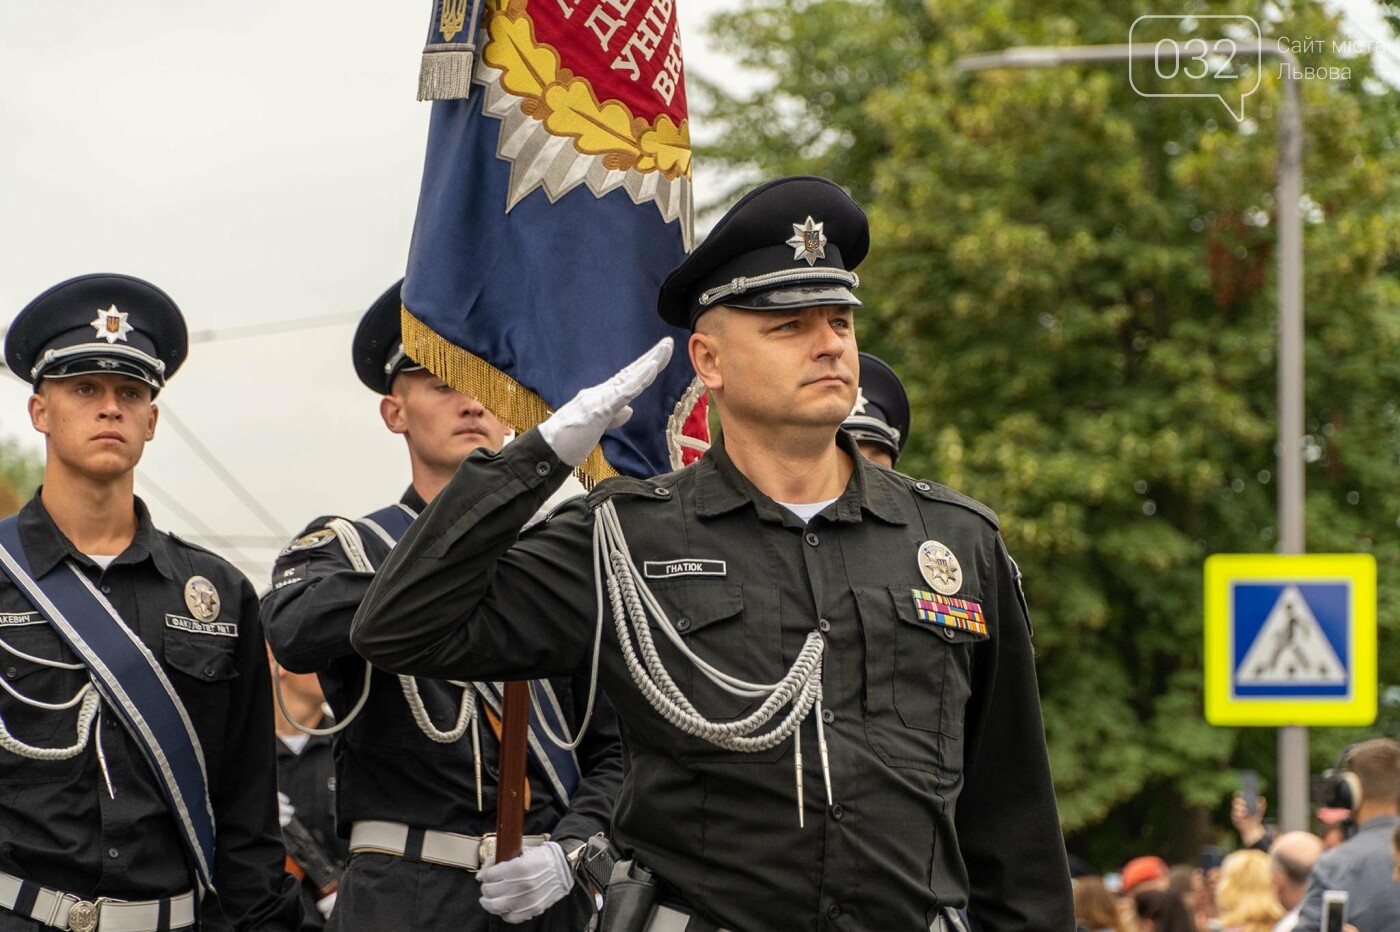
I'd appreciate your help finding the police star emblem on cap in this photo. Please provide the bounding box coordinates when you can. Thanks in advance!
[786,216,827,266]
[91,305,133,344]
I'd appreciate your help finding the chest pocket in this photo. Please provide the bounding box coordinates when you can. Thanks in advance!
[855,585,985,772]
[0,626,92,780]
[163,628,239,684]
[643,580,781,723]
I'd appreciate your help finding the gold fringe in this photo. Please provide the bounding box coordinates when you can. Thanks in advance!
[402,305,620,488]
[418,48,476,101]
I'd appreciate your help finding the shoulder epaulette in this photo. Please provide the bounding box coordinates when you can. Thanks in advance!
[902,476,999,529]
[587,474,670,509]
[164,530,226,561]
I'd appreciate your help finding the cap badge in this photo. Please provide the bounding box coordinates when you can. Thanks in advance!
[917,540,962,596]
[90,305,133,344]
[184,575,221,622]
[850,387,869,416]
[95,359,120,370]
[786,216,827,266]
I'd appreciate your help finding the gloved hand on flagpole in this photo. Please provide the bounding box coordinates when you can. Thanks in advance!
[477,842,574,923]
[538,338,674,467]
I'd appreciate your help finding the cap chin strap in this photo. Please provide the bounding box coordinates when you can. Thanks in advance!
[32,343,166,384]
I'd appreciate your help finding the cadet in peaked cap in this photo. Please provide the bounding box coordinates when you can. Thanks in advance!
[658,175,868,330]
[0,274,301,930]
[843,351,911,468]
[264,280,620,932]
[5,273,187,394]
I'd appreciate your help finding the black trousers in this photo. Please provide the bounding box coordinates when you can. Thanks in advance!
[329,853,593,932]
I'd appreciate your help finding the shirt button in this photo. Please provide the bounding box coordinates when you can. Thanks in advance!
[203,665,217,678]
[675,617,691,633]
[100,585,112,594]
[653,487,671,497]
[822,709,834,724]
[535,462,551,477]
[3,666,16,679]
[107,847,120,859]
[817,618,831,633]
[804,532,819,547]
[826,904,841,920]
[942,628,956,640]
[830,803,844,820]
[915,481,932,492]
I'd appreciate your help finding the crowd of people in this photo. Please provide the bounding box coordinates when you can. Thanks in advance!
[1074,738,1400,932]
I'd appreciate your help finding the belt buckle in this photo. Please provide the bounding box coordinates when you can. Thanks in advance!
[476,833,497,872]
[66,897,102,932]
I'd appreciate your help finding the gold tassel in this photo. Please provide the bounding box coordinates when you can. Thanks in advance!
[402,306,621,488]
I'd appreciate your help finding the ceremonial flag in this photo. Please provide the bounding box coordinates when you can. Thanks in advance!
[403,0,708,483]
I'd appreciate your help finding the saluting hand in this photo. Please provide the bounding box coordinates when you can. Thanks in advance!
[538,338,674,466]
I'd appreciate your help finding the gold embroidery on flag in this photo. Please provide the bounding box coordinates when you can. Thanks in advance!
[480,0,691,180]
[440,0,469,41]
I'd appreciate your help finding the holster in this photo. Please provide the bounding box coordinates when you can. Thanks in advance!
[594,859,659,932]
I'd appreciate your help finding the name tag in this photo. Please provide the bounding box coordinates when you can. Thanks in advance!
[0,611,43,627]
[166,614,238,638]
[273,563,308,591]
[643,559,727,579]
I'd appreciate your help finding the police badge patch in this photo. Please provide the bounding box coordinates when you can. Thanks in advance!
[917,540,962,595]
[184,575,220,622]
[280,528,337,556]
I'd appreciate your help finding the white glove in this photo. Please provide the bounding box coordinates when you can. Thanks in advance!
[538,338,673,466]
[478,841,574,923]
[314,891,337,919]
[276,791,295,829]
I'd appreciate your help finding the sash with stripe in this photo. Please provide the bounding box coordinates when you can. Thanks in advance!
[355,503,582,803]
[0,516,216,892]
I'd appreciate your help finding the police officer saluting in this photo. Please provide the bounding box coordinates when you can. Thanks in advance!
[352,178,1074,930]
[260,282,623,931]
[0,275,300,931]
[842,351,910,469]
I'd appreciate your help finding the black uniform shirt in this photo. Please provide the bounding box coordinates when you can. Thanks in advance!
[352,430,1075,932]
[0,494,300,931]
[261,487,622,844]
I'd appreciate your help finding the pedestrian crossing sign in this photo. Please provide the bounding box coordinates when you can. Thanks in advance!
[1204,553,1377,726]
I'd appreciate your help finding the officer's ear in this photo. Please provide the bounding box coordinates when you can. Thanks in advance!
[380,392,408,435]
[690,308,726,393]
[28,389,50,435]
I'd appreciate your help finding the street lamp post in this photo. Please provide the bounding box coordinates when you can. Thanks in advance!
[956,43,1309,831]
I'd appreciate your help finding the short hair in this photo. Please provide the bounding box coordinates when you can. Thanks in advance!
[1347,738,1400,805]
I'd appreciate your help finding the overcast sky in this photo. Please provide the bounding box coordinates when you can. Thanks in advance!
[0,2,1394,585]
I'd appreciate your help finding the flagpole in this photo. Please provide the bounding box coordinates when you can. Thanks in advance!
[493,680,531,861]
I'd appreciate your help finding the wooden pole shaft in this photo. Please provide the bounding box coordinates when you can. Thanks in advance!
[493,680,531,861]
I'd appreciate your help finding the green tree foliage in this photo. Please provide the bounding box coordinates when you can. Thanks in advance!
[695,0,1400,866]
[0,436,41,517]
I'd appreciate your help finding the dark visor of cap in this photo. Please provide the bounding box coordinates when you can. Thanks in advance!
[38,352,164,391]
[719,283,863,314]
[843,420,901,460]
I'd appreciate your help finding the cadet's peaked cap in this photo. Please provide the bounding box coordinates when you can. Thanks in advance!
[6,274,187,394]
[658,176,869,330]
[843,352,910,462]
[353,279,424,394]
